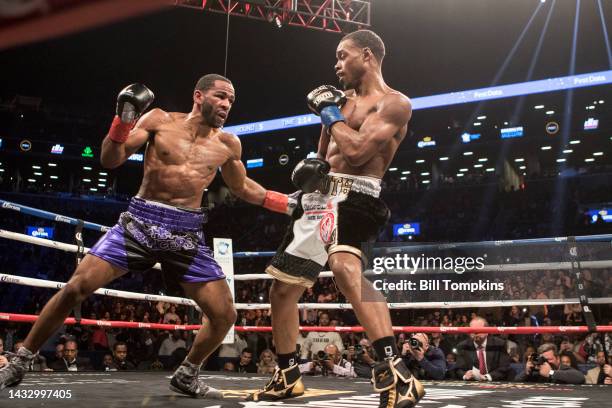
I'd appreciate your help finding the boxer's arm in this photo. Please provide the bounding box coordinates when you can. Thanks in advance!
[329,93,411,167]
[220,133,267,205]
[100,108,162,169]
[220,134,293,214]
[222,160,268,206]
[317,126,330,159]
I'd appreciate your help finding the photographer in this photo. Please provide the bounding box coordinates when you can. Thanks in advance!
[515,343,585,384]
[346,339,376,378]
[300,344,356,378]
[586,351,611,385]
[400,333,446,380]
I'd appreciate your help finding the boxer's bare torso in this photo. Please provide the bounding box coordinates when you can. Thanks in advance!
[135,110,239,208]
[320,89,410,179]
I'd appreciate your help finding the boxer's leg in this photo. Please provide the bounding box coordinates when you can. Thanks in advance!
[1,218,141,390]
[24,255,126,353]
[181,279,236,365]
[269,280,305,356]
[169,278,234,399]
[1,255,126,389]
[328,252,392,341]
[329,190,425,408]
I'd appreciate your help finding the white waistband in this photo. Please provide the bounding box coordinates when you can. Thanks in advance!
[326,172,382,197]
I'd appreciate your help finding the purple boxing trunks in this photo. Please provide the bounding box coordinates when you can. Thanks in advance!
[89,197,225,283]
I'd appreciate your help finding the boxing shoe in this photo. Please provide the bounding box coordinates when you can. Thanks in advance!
[372,357,425,408]
[169,360,223,399]
[0,347,34,390]
[245,363,304,401]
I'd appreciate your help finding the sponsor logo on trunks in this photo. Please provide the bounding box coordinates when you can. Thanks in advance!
[2,202,21,211]
[320,175,354,196]
[319,213,335,244]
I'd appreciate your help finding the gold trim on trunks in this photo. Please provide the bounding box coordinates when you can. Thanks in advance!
[328,244,362,259]
[265,265,315,288]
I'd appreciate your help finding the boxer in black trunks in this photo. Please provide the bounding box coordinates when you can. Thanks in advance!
[248,30,425,408]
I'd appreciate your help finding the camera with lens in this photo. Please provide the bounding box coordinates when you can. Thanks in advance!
[409,336,423,350]
[353,344,367,362]
[528,353,548,377]
[316,350,330,361]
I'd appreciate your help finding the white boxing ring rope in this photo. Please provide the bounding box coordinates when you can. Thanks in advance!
[1,199,611,312]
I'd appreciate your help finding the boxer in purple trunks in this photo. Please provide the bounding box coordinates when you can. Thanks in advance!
[0,74,294,397]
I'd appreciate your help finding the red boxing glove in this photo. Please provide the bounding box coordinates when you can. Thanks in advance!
[108,115,133,144]
[263,191,298,215]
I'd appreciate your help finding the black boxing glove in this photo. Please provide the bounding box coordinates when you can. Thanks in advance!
[306,85,346,128]
[109,83,155,143]
[291,158,331,193]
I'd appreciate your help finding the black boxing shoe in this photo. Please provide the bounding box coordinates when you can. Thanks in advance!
[245,363,304,401]
[169,360,223,399]
[0,347,34,390]
[372,358,425,408]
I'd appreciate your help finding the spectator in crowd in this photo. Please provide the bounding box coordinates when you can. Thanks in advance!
[429,331,453,357]
[163,305,181,324]
[446,353,457,373]
[49,340,93,371]
[500,334,518,356]
[48,343,65,367]
[91,325,110,351]
[300,344,355,378]
[522,346,536,364]
[586,351,612,385]
[236,348,257,373]
[158,331,187,359]
[515,343,585,384]
[223,361,236,372]
[559,351,579,371]
[101,354,115,371]
[300,313,344,360]
[453,317,514,381]
[400,333,446,380]
[257,349,277,375]
[218,333,248,361]
[111,342,135,370]
[347,338,376,379]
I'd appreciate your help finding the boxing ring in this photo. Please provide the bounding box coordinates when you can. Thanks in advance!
[1,198,611,407]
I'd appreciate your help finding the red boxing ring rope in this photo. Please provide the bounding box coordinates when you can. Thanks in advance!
[2,313,611,334]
